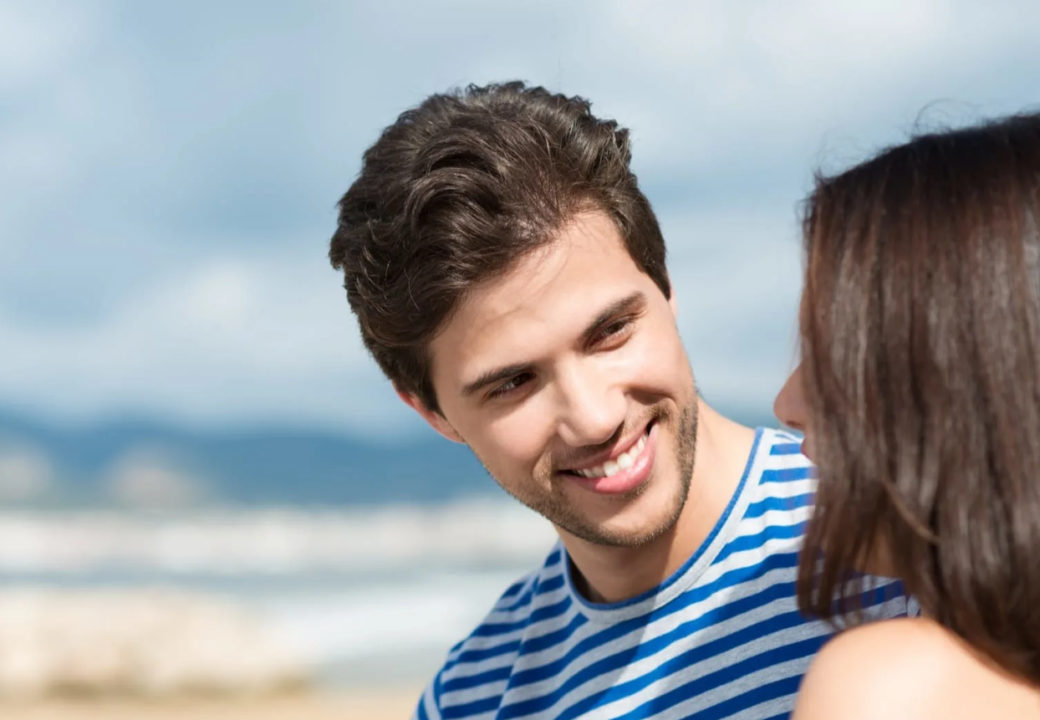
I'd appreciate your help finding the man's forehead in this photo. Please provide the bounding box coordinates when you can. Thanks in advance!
[460,216,633,317]
[449,249,635,341]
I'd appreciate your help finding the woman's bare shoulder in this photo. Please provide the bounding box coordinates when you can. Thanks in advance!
[793,618,1040,720]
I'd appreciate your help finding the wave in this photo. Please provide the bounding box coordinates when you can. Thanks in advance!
[0,500,558,575]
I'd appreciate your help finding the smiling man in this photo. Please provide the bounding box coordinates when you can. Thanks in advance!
[329,81,913,720]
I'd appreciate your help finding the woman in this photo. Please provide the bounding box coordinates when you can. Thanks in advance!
[774,111,1040,718]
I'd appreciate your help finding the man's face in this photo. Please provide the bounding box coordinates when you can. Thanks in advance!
[417,212,698,547]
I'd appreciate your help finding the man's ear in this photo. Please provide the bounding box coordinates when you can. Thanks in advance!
[395,387,465,444]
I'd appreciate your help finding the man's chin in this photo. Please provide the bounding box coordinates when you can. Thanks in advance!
[552,492,686,548]
[556,522,673,549]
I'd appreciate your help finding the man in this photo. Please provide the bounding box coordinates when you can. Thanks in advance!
[329,81,912,719]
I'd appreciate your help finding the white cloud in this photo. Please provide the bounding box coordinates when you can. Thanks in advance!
[0,0,96,88]
[1,0,1039,435]
[564,0,1040,177]
[660,203,803,417]
[0,248,399,433]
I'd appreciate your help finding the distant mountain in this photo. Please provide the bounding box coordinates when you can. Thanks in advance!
[0,406,778,508]
[0,411,495,508]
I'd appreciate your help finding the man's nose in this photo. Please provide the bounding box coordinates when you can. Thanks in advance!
[554,362,626,449]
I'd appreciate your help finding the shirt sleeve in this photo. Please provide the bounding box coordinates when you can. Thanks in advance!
[411,674,443,720]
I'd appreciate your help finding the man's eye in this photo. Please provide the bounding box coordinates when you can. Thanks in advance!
[488,373,533,399]
[598,317,634,343]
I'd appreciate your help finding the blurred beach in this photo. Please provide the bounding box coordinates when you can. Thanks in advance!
[0,403,565,717]
[0,502,557,717]
[1,693,422,720]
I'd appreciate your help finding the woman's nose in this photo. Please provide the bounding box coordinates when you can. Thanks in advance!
[774,363,808,433]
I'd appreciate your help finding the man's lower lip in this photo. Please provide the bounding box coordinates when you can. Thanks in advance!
[565,423,658,495]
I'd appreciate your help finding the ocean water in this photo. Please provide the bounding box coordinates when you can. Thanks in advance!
[0,501,559,689]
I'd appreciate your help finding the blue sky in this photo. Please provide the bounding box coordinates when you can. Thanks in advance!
[2,0,1039,438]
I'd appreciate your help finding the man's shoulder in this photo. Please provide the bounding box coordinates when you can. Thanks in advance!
[448,545,570,659]
[413,545,572,718]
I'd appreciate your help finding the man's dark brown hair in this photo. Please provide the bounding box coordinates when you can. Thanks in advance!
[329,81,669,413]
[796,110,1040,685]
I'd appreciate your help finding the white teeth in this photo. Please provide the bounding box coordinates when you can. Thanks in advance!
[574,432,648,479]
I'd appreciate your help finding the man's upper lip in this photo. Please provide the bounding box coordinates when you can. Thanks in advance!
[560,422,651,472]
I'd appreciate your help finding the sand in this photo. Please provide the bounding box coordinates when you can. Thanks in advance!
[0,689,422,720]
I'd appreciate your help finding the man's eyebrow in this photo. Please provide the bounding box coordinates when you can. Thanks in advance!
[460,291,647,399]
[580,291,647,345]
[461,363,534,398]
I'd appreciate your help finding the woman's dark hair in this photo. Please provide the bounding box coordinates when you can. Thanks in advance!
[330,81,669,413]
[796,110,1040,685]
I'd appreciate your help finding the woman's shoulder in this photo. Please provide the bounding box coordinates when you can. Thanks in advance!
[793,618,1040,719]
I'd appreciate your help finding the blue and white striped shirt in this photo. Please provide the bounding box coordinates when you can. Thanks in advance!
[414,428,914,719]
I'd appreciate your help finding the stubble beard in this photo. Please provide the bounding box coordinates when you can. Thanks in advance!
[480,398,699,549]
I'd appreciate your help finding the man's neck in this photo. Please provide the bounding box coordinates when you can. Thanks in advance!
[560,402,756,605]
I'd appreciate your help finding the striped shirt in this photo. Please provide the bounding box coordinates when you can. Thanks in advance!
[413,427,914,720]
